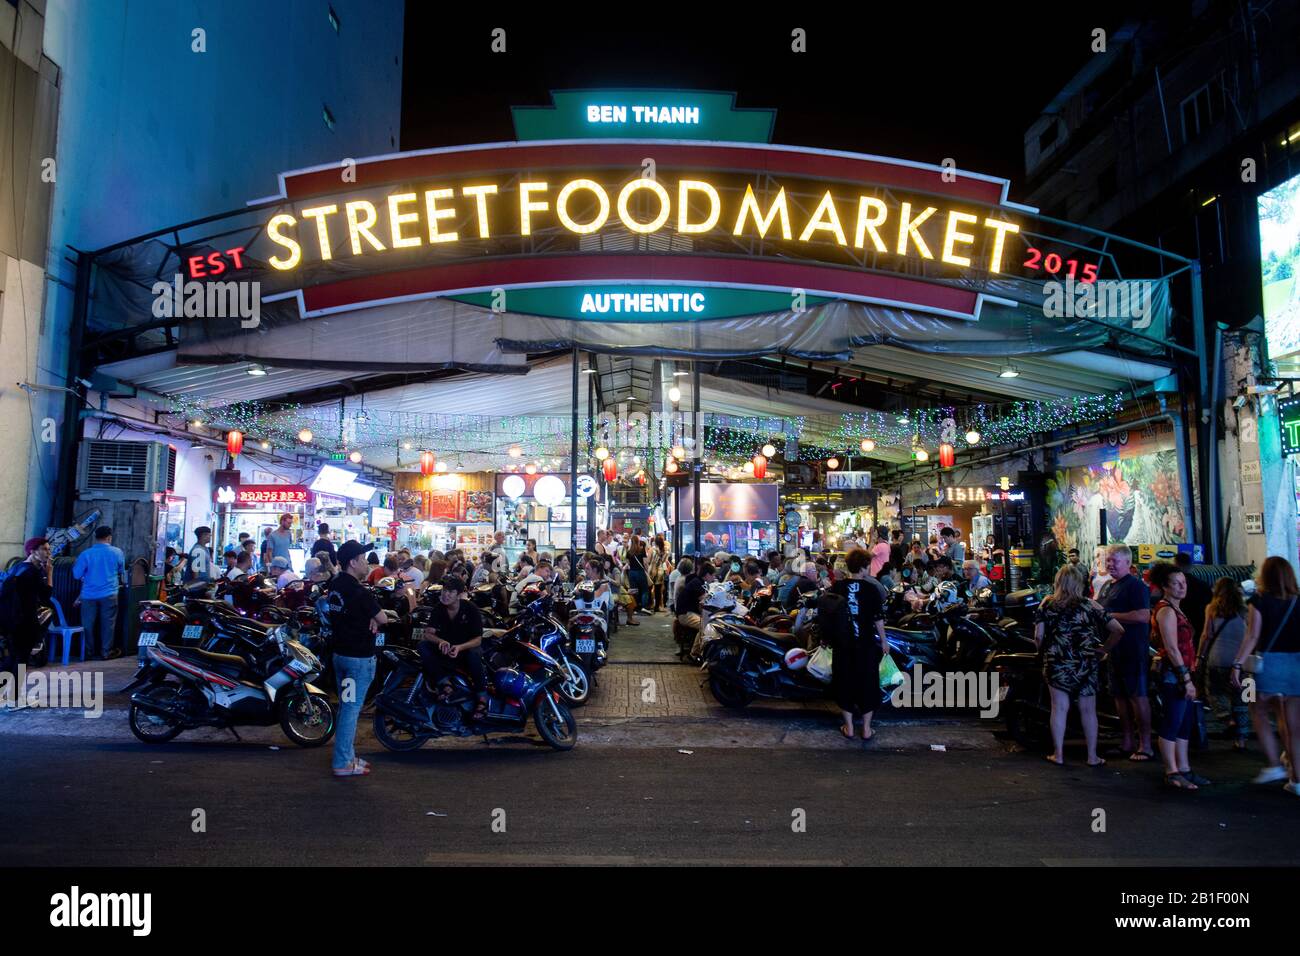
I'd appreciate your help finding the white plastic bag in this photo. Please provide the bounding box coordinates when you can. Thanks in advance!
[806,645,833,683]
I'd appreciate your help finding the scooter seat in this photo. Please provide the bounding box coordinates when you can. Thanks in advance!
[170,645,250,678]
[734,622,800,649]
[888,627,939,645]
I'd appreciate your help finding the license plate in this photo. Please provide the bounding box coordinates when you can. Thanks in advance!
[138,632,159,647]
[288,658,311,673]
[576,638,596,654]
[182,624,204,640]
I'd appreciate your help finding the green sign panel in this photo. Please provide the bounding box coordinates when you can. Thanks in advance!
[512,90,775,143]
[1281,396,1300,456]
[449,285,829,322]
[329,452,347,461]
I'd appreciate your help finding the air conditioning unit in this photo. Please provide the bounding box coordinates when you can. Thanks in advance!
[77,440,177,498]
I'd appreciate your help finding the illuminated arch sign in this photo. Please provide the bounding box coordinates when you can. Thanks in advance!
[252,91,1037,322]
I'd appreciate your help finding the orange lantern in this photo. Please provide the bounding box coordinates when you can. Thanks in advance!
[602,457,618,482]
[226,429,244,458]
[419,450,436,477]
[752,453,767,479]
[939,443,956,468]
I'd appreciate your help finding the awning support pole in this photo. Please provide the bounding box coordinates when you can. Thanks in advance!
[571,345,579,583]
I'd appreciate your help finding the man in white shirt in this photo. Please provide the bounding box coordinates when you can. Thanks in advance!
[186,526,215,583]
[510,562,554,612]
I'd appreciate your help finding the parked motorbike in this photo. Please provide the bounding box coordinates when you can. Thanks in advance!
[123,626,335,747]
[369,632,577,751]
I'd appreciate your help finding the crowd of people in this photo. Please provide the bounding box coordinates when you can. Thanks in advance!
[1032,543,1300,795]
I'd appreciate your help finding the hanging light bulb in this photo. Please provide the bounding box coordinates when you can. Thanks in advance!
[260,440,270,450]
[298,428,313,444]
[525,462,537,475]
[672,444,686,460]
[435,460,447,473]
[349,450,363,464]
[914,448,930,463]
[826,457,840,470]
[508,444,523,458]
[965,429,981,445]
[744,460,755,474]
[860,438,876,453]
[762,443,776,458]
[403,441,413,450]
[668,386,681,403]
[594,446,610,460]
[665,458,679,474]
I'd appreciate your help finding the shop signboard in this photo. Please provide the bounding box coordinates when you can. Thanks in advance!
[826,470,871,490]
[427,491,461,522]
[610,504,652,520]
[512,90,777,143]
[214,484,311,507]
[677,483,779,521]
[1280,396,1300,456]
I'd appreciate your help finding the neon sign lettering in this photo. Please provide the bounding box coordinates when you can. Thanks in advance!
[264,177,1020,275]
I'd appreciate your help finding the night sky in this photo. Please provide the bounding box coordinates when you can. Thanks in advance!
[401,4,1150,199]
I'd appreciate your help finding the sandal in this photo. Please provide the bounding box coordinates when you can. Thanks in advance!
[1181,770,1212,786]
[333,760,371,777]
[1045,754,1065,766]
[1129,749,1155,762]
[1165,772,1197,790]
[839,724,854,740]
[1086,757,1106,767]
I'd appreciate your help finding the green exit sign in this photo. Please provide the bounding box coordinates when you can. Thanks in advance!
[330,452,347,461]
[1281,397,1300,456]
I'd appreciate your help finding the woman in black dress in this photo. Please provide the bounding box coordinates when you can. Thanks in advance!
[830,548,888,741]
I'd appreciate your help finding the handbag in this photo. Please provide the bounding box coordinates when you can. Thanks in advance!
[1245,597,1296,676]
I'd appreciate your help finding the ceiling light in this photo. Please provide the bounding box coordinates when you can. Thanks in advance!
[260,440,270,450]
[999,363,1020,378]
[595,446,609,460]
[762,443,776,458]
[965,429,981,445]
[672,445,686,460]
[914,448,930,462]
[581,368,597,374]
[191,419,203,428]
[403,441,412,450]
[298,428,313,444]
[668,386,681,403]
[246,364,267,376]
[673,370,689,377]
[349,450,362,463]
[896,415,909,426]
[508,444,523,457]
[826,457,840,470]
[859,438,876,452]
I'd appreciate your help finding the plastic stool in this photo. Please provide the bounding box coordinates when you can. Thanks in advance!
[47,597,85,665]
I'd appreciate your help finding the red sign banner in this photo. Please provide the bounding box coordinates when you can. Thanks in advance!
[228,485,311,506]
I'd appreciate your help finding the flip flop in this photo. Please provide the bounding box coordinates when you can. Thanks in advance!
[1165,772,1197,790]
[1129,749,1155,762]
[1087,758,1106,767]
[1045,754,1066,766]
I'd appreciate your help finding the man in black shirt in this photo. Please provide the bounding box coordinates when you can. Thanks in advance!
[418,576,488,717]
[673,561,717,641]
[889,529,908,576]
[1,537,53,691]
[310,523,337,566]
[322,540,385,777]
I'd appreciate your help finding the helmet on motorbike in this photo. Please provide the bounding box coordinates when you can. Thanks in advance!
[783,646,810,670]
[493,666,528,698]
[702,582,737,613]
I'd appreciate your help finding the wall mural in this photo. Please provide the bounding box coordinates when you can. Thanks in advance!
[1047,428,1186,559]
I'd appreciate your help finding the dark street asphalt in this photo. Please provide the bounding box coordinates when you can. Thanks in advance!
[2,734,1296,866]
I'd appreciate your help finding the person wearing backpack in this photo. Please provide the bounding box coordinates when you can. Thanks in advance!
[828,547,888,742]
[1,538,53,688]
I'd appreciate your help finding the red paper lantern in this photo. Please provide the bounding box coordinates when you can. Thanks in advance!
[602,457,618,482]
[419,450,436,477]
[939,443,956,468]
[226,429,243,458]
[751,453,767,480]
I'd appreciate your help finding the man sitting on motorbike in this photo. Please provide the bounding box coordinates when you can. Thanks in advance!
[674,560,718,645]
[781,559,821,611]
[510,560,554,614]
[417,575,489,720]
